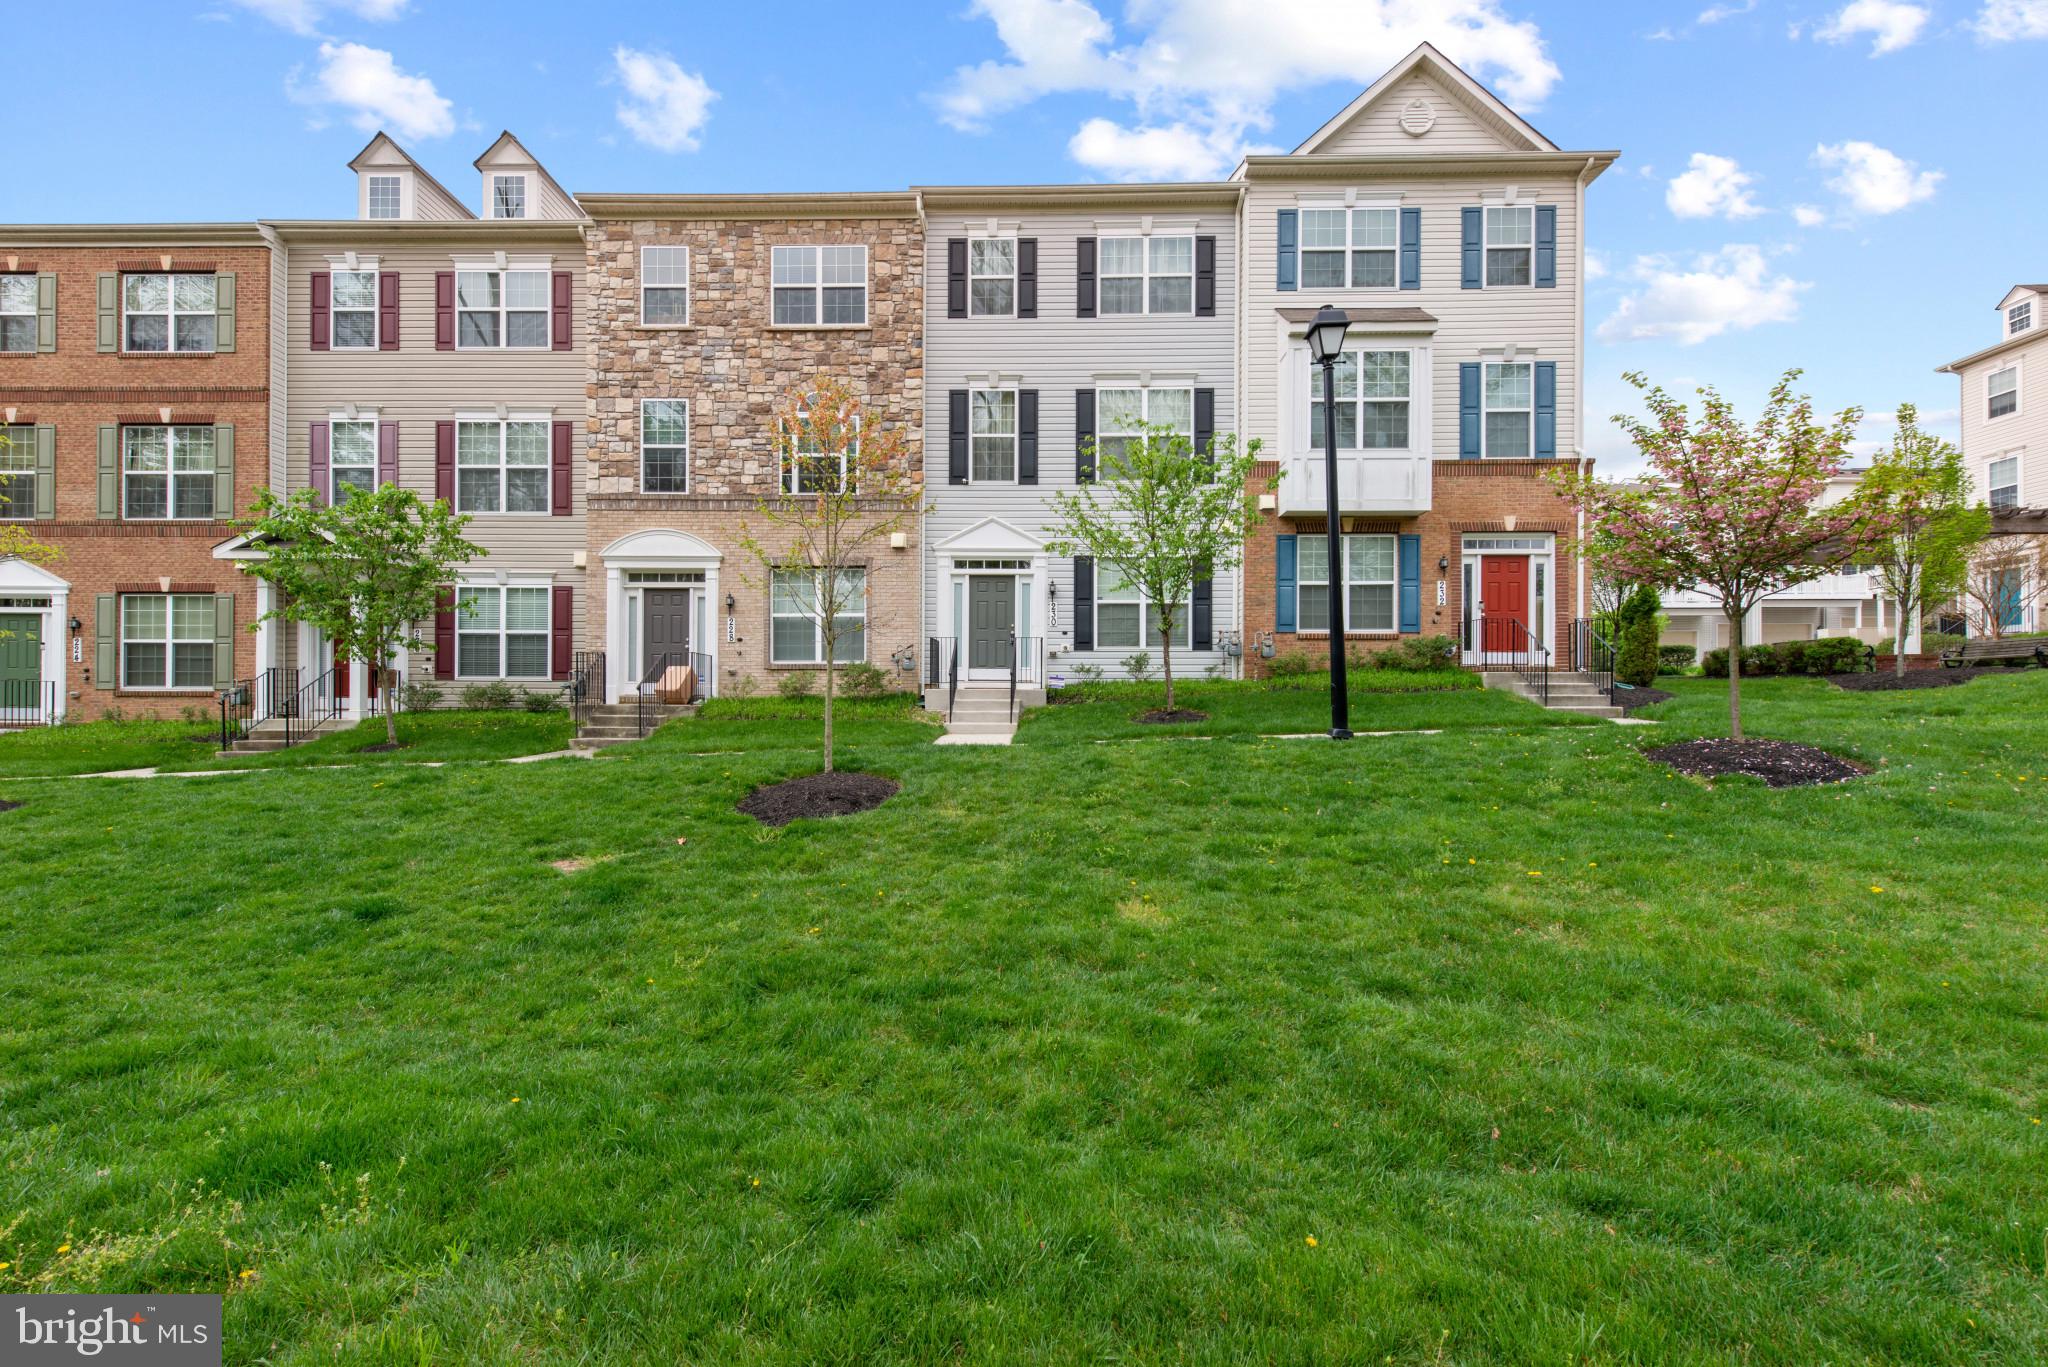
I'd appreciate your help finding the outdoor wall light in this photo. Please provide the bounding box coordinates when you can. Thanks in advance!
[68,616,82,635]
[1438,555,1449,572]
[724,593,736,611]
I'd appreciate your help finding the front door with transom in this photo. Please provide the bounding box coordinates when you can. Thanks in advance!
[644,589,692,679]
[967,575,1015,677]
[0,613,40,713]
[1480,555,1530,656]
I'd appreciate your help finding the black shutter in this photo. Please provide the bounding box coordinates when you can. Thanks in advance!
[1076,237,1097,318]
[948,389,969,485]
[1017,238,1037,318]
[1075,389,1096,482]
[1195,235,1216,317]
[1018,390,1039,484]
[1073,557,1094,650]
[947,239,967,319]
[1193,571,1214,650]
[1194,388,1215,464]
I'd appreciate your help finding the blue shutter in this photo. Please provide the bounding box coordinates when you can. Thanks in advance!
[1461,207,1482,290]
[1459,363,1481,460]
[1534,362,1557,459]
[1398,535,1421,634]
[1276,210,1298,292]
[1275,534,1298,634]
[1399,207,1421,291]
[1534,205,1557,288]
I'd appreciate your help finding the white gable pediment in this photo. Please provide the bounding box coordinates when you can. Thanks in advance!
[0,555,69,592]
[600,528,722,564]
[1293,43,1555,158]
[935,517,1045,557]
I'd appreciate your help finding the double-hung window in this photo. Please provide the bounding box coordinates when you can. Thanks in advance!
[770,568,865,664]
[1989,366,2018,420]
[969,238,1016,316]
[1309,350,1411,451]
[772,245,867,326]
[641,399,689,494]
[1099,235,1194,314]
[0,275,34,352]
[456,585,550,679]
[1096,387,1193,476]
[1094,564,1189,650]
[331,269,378,349]
[969,389,1017,482]
[121,594,214,689]
[456,269,549,348]
[1484,205,1534,287]
[2010,301,2033,337]
[123,273,215,352]
[123,426,215,520]
[366,175,402,219]
[640,246,689,325]
[784,409,852,494]
[1483,362,1534,458]
[1297,534,1397,634]
[456,418,550,513]
[0,425,34,518]
[1988,455,2020,511]
[1300,209,1397,290]
[329,418,377,502]
[490,174,527,220]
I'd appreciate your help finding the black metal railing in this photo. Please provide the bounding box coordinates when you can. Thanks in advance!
[218,678,254,751]
[946,641,959,723]
[1571,617,1616,700]
[283,668,343,747]
[636,651,679,739]
[1007,635,1043,724]
[1478,615,1550,705]
[0,679,58,729]
[926,636,954,687]
[570,650,606,727]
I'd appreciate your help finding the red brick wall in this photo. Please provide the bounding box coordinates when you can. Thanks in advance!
[0,243,271,717]
[1243,458,1582,676]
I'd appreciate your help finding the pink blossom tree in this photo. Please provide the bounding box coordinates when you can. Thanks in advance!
[1554,371,1887,740]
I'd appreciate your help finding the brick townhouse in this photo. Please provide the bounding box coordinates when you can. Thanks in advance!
[0,225,271,720]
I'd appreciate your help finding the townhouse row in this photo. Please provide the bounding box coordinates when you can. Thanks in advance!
[0,45,1619,721]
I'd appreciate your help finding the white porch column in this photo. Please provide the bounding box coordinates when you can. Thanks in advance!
[255,580,277,678]
[1741,602,1763,656]
[1903,612,1923,655]
[1690,614,1711,666]
[604,566,625,705]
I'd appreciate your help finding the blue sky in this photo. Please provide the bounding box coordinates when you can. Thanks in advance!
[21,1,2047,470]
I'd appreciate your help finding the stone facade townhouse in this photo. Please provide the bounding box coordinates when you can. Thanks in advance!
[0,223,272,721]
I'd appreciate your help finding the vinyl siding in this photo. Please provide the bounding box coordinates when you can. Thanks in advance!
[923,212,1240,679]
[268,234,290,492]
[1311,73,1533,156]
[1953,333,2047,508]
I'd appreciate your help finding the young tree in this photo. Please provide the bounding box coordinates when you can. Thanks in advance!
[736,379,922,774]
[1613,584,1662,687]
[240,484,485,745]
[1957,535,2047,639]
[1043,424,1265,713]
[1854,404,1989,674]
[1554,370,1887,739]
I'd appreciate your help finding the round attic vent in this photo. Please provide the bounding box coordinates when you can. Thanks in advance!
[1400,98,1436,137]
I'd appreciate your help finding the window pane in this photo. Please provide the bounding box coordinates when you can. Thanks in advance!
[772,247,816,285]
[1296,536,1327,583]
[1486,364,1532,408]
[774,288,817,325]
[1145,604,1190,648]
[1301,252,1346,290]
[1349,536,1395,582]
[126,316,168,351]
[172,642,215,688]
[970,279,1013,315]
[1351,583,1395,632]
[1100,238,1144,275]
[332,312,375,348]
[504,423,549,465]
[505,312,549,348]
[124,643,166,687]
[505,635,548,678]
[0,276,38,311]
[505,470,550,512]
[458,471,499,511]
[821,287,866,325]
[1301,210,1346,248]
[0,317,33,352]
[504,272,549,309]
[971,437,1014,482]
[1095,603,1141,648]
[459,312,500,347]
[1149,277,1192,313]
[505,588,550,632]
[332,422,376,465]
[643,247,688,284]
[971,390,1015,436]
[832,620,864,663]
[331,271,376,309]
[1359,352,1410,398]
[334,466,376,499]
[1296,584,1329,633]
[969,239,1015,276]
[643,447,687,493]
[1332,352,1360,399]
[456,272,500,308]
[820,246,865,286]
[458,588,499,630]
[1354,209,1398,248]
[1486,248,1531,287]
[124,427,168,470]
[174,315,216,352]
[1098,389,1143,434]
[1486,412,1531,458]
[772,572,815,616]
[458,636,499,677]
[1149,236,1193,273]
[643,401,688,446]
[457,425,499,464]
[1486,206,1533,245]
[1147,389,1192,434]
[1100,278,1143,314]
[173,475,214,519]
[174,275,216,311]
[125,275,168,311]
[124,596,167,641]
[125,475,166,519]
[1351,251,1397,288]
[771,616,816,663]
[1361,402,1408,449]
[643,287,688,324]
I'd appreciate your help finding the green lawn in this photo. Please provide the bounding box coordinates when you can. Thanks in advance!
[2,673,2046,1363]
[625,692,941,756]
[0,717,223,776]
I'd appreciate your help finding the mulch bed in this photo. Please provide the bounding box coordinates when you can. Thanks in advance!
[1828,667,2026,692]
[737,771,899,827]
[0,799,19,814]
[358,742,407,753]
[1136,709,1210,724]
[1605,683,1674,712]
[1644,738,1867,788]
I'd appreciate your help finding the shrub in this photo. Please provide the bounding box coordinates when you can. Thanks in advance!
[1615,587,1662,687]
[1700,646,1764,678]
[398,679,443,713]
[459,681,515,710]
[522,689,564,713]
[1120,651,1154,681]
[1876,632,1964,655]
[1773,639,1811,676]
[1265,651,1323,679]
[1803,636,1869,675]
[725,674,761,699]
[1657,645,1697,674]
[774,670,815,699]
[837,661,889,697]
[1364,634,1458,672]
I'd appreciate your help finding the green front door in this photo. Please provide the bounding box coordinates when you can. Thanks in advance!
[0,613,41,712]
[967,576,1015,672]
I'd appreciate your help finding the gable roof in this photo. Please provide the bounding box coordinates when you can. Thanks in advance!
[1997,284,2048,310]
[474,131,579,215]
[1291,42,1557,157]
[346,132,476,220]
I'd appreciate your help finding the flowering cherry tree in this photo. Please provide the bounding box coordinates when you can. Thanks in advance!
[1555,370,1887,739]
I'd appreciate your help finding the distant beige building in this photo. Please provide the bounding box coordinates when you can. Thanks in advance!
[1939,281,2047,633]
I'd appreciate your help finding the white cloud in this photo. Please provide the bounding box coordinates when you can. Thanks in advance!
[1596,245,1808,346]
[1585,250,1611,281]
[1666,153,1763,220]
[288,41,453,141]
[1698,1,1758,22]
[1813,140,1942,213]
[612,46,717,153]
[1974,1,2048,40]
[1792,203,1828,227]
[1814,1,1932,55]
[231,0,409,36]
[935,0,1561,180]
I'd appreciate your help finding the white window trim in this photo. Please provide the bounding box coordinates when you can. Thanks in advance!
[967,386,1019,485]
[1092,565,1191,652]
[769,567,867,665]
[1097,233,1197,317]
[121,425,215,522]
[326,412,380,504]
[1987,453,2022,510]
[1988,360,2021,422]
[488,172,530,221]
[119,592,215,691]
[0,276,34,354]
[968,236,1017,318]
[2009,300,2033,338]
[452,264,552,351]
[1482,359,1536,460]
[1096,385,1196,476]
[454,581,553,681]
[328,266,380,350]
[639,245,691,328]
[453,412,554,516]
[1480,202,1536,290]
[1296,533,1399,636]
[361,172,410,220]
[770,245,869,329]
[0,423,36,519]
[1308,347,1416,454]
[121,272,215,354]
[639,398,690,495]
[1295,204,1400,293]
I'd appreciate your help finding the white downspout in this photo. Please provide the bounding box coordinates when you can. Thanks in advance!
[1573,156,1596,635]
[914,190,930,696]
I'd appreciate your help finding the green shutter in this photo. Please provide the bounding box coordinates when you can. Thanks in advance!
[97,425,119,519]
[213,272,236,353]
[94,593,116,690]
[36,273,56,352]
[96,272,118,351]
[34,425,55,520]
[212,424,235,519]
[214,594,236,689]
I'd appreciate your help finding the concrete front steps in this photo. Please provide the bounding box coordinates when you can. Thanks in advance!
[220,716,349,755]
[1482,669,1626,719]
[572,701,697,750]
[928,684,1044,744]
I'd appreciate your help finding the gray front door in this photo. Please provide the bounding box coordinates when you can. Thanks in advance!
[644,590,691,672]
[968,576,1015,671]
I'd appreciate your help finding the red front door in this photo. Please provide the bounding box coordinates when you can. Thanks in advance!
[1481,555,1530,654]
[333,644,379,700]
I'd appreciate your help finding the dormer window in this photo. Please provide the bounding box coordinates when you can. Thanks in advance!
[2010,300,2033,337]
[366,175,402,220]
[491,174,527,220]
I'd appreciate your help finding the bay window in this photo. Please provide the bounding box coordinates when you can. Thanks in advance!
[121,594,214,689]
[456,418,550,513]
[456,269,549,349]
[1483,362,1534,458]
[1299,208,1397,290]
[1095,564,1189,650]
[123,426,215,520]
[1099,235,1194,314]
[1097,387,1193,475]
[124,273,215,352]
[456,585,550,679]
[1484,205,1534,287]
[771,568,865,664]
[1309,350,1411,450]
[1297,534,1396,634]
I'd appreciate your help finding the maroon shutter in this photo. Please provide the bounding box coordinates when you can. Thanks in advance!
[551,271,572,351]
[433,586,455,680]
[309,271,331,351]
[434,420,455,504]
[434,271,455,350]
[377,420,399,487]
[378,271,400,351]
[308,421,330,505]
[551,420,572,515]
[551,585,573,680]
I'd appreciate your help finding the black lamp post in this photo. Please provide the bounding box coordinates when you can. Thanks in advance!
[1306,304,1353,740]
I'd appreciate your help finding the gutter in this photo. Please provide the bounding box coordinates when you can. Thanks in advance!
[1573,154,1598,632]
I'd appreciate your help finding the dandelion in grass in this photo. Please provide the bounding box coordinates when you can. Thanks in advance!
[1304,1235,1318,1247]
[56,1244,70,1255]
